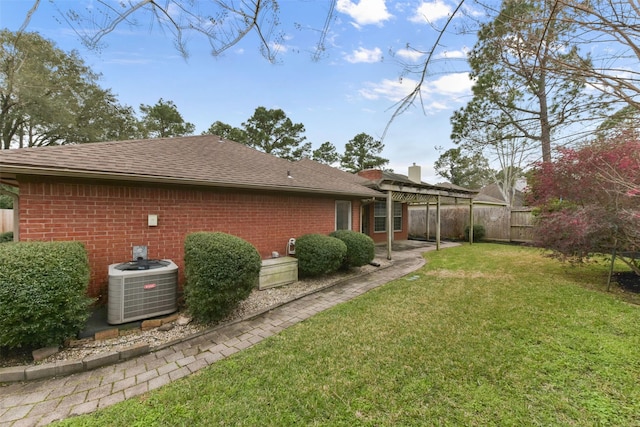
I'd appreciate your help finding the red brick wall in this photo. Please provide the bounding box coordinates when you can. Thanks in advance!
[18,179,362,299]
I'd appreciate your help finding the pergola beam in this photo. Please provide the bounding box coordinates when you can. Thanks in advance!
[371,180,477,259]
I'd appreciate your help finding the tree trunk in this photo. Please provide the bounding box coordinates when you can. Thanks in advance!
[537,68,552,163]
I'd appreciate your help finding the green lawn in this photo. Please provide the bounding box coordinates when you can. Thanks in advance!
[57,244,640,426]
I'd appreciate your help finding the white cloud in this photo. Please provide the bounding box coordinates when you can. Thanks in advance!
[410,0,452,24]
[337,0,392,27]
[359,78,418,102]
[425,100,450,111]
[269,42,288,54]
[396,48,424,61]
[345,47,383,63]
[103,51,154,65]
[436,48,468,59]
[358,73,472,104]
[427,72,473,95]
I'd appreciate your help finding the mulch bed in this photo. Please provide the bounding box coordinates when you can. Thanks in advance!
[613,271,640,293]
[0,347,33,368]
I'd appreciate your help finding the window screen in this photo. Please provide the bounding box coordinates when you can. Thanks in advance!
[335,201,352,230]
[374,201,402,232]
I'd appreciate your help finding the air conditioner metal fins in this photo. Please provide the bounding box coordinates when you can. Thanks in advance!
[107,260,178,325]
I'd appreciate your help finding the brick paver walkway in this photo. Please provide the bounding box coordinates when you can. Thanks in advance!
[0,242,456,426]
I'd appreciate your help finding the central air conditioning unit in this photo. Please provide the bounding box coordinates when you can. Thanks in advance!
[108,259,178,325]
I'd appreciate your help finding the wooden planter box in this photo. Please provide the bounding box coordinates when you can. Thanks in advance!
[259,256,298,290]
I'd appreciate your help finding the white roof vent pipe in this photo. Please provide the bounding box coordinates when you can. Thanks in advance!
[408,163,421,184]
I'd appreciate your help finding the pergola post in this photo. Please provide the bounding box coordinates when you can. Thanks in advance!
[436,195,441,251]
[425,200,430,240]
[469,198,474,244]
[386,190,393,260]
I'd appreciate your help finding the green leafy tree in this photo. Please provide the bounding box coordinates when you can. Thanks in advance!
[139,98,195,138]
[312,141,340,165]
[292,142,312,160]
[241,106,307,160]
[203,112,310,160]
[450,0,600,164]
[1,30,139,149]
[0,185,16,209]
[340,133,389,173]
[392,1,640,144]
[595,106,640,141]
[202,120,246,141]
[434,148,493,189]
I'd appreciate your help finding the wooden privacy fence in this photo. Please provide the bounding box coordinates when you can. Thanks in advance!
[408,204,534,243]
[0,209,13,234]
[509,208,535,242]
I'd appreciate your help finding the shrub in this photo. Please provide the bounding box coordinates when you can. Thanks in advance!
[0,241,92,349]
[329,230,375,268]
[464,224,486,241]
[0,194,13,209]
[296,233,347,277]
[0,231,13,243]
[184,232,261,323]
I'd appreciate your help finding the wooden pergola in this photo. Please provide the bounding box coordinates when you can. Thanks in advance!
[362,170,478,260]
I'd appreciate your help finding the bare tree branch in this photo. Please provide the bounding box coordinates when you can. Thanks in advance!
[51,1,280,62]
[382,0,467,140]
[17,0,41,36]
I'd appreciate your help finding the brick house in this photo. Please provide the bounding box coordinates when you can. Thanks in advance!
[0,136,382,299]
[0,136,477,300]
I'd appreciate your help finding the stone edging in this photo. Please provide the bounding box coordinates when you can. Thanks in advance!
[0,261,399,384]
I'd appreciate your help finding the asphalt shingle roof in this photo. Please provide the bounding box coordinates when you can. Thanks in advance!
[0,136,382,198]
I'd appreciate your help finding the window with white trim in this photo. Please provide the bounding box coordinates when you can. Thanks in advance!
[335,200,352,230]
[374,201,402,232]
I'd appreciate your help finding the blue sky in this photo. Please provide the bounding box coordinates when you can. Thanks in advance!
[1,0,477,182]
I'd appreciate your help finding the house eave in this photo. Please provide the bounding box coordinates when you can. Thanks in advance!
[0,165,383,199]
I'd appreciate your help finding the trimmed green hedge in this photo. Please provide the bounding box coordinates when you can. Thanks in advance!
[0,231,13,243]
[0,241,92,349]
[330,230,375,268]
[184,232,261,323]
[296,234,347,277]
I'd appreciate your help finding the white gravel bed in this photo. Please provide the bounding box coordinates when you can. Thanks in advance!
[35,261,390,366]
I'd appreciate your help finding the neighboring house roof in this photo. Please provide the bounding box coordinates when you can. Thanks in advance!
[0,136,382,198]
[473,193,508,205]
[477,183,525,207]
[434,181,478,194]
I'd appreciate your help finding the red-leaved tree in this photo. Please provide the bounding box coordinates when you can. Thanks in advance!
[526,132,640,275]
